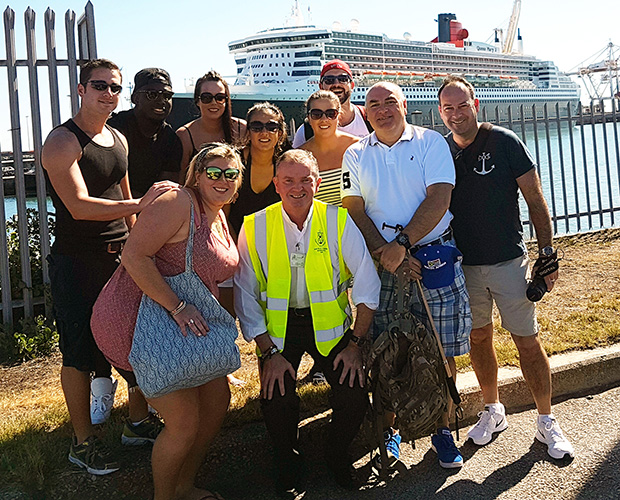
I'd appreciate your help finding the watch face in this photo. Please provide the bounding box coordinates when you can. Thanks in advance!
[541,246,554,257]
[396,233,410,247]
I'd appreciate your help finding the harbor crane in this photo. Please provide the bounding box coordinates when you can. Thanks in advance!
[566,42,620,101]
[502,0,521,54]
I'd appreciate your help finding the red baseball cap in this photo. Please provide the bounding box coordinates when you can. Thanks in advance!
[320,59,353,79]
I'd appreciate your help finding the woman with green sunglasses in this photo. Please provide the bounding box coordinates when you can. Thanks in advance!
[92,143,243,500]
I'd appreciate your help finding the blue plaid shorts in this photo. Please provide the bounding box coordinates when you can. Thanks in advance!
[372,241,472,358]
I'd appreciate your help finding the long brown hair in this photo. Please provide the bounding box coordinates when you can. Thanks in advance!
[193,71,234,143]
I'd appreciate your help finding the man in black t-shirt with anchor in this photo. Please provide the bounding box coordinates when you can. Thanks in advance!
[438,75,574,460]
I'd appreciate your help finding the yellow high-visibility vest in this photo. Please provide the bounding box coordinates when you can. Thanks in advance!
[244,200,352,356]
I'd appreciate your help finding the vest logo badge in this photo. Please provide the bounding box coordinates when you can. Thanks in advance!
[474,152,495,175]
[314,230,328,253]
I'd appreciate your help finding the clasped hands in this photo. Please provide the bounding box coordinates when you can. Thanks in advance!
[373,240,422,279]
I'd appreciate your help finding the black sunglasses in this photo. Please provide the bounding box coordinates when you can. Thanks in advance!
[199,92,227,104]
[136,89,174,101]
[248,120,281,133]
[308,108,339,120]
[198,166,240,181]
[320,75,351,85]
[88,80,123,94]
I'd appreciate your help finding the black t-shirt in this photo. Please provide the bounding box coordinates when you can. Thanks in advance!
[227,154,280,236]
[447,123,535,266]
[108,110,182,197]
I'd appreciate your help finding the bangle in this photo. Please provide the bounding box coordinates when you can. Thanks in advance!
[169,300,186,317]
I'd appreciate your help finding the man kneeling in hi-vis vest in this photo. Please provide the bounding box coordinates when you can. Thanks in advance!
[234,149,380,497]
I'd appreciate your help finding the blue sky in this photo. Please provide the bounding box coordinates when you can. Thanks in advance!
[2,0,618,149]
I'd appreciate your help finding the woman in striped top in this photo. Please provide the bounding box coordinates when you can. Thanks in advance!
[301,91,360,207]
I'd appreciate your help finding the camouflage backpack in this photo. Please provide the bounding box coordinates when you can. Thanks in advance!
[366,267,460,445]
[367,310,448,441]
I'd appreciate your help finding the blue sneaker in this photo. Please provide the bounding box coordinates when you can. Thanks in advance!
[372,428,402,471]
[385,428,402,460]
[431,427,463,469]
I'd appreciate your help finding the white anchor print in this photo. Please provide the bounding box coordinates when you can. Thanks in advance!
[474,152,495,175]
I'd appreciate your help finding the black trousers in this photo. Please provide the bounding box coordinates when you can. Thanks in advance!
[260,308,368,471]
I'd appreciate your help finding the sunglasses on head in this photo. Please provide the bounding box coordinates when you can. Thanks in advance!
[308,108,339,120]
[248,120,281,133]
[320,75,351,85]
[199,92,227,104]
[198,166,240,181]
[88,80,123,94]
[136,89,174,101]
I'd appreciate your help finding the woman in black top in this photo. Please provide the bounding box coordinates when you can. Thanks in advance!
[177,71,246,180]
[225,102,290,238]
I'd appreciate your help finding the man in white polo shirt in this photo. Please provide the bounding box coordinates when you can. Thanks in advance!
[341,82,471,469]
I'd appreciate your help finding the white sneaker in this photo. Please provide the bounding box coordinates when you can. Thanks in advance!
[91,377,118,425]
[467,403,508,445]
[536,416,575,459]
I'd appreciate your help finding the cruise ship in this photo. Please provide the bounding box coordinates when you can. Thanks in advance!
[222,2,580,126]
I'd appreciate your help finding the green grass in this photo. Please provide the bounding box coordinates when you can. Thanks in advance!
[3,274,620,494]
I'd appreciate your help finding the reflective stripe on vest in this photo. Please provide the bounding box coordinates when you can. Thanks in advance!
[243,200,352,356]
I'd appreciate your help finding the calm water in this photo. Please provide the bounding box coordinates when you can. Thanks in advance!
[518,121,620,236]
[4,121,620,237]
[3,197,54,221]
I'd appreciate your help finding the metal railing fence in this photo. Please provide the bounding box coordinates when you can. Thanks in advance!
[1,2,619,326]
[419,99,620,239]
[0,2,96,325]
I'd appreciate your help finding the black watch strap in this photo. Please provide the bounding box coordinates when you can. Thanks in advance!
[396,232,411,250]
[262,345,279,360]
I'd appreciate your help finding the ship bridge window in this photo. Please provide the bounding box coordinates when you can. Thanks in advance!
[295,50,322,58]
[294,60,321,67]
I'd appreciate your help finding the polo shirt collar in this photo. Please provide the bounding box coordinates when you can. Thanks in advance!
[368,124,414,147]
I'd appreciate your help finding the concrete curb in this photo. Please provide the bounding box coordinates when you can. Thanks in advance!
[455,344,620,424]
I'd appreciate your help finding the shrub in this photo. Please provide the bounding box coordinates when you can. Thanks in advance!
[0,316,58,362]
[4,208,55,300]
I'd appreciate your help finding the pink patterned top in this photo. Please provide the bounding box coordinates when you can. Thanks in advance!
[91,196,239,372]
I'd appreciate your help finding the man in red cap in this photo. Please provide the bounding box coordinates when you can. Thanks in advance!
[292,59,372,147]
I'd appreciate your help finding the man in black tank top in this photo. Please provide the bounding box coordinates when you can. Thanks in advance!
[42,59,174,475]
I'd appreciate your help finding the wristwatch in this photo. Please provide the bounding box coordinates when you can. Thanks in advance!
[539,246,555,257]
[395,232,411,250]
[349,330,368,346]
[262,345,279,360]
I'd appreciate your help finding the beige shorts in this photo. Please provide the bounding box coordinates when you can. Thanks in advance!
[462,255,538,337]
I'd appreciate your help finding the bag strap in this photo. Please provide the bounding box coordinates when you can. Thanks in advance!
[395,265,411,318]
[181,189,196,274]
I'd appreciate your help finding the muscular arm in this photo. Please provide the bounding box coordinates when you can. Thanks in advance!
[517,169,553,249]
[517,168,558,291]
[42,128,172,221]
[119,172,137,230]
[342,195,386,252]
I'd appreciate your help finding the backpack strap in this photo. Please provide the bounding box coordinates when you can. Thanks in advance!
[356,104,374,133]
